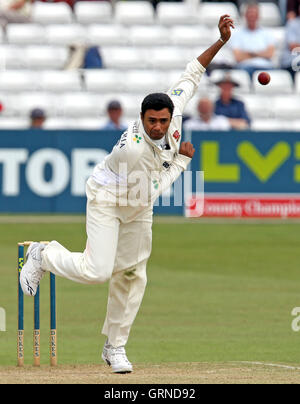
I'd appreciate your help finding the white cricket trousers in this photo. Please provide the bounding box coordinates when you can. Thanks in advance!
[41,197,153,348]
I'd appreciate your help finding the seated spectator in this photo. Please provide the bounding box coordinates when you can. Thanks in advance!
[83,46,103,69]
[286,0,300,20]
[0,0,32,29]
[281,4,300,79]
[30,108,46,129]
[100,101,127,131]
[230,1,275,77]
[214,72,251,130]
[65,45,103,70]
[183,98,231,131]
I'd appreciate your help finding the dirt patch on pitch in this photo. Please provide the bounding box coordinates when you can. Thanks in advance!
[1,362,300,384]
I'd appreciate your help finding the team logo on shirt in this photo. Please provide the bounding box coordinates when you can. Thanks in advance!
[133,135,142,144]
[173,131,180,142]
[163,162,170,169]
[153,179,159,190]
[171,89,184,96]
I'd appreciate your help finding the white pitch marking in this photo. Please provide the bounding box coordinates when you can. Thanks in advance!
[232,361,300,371]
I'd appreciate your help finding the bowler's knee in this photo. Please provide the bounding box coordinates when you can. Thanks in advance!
[83,256,112,284]
[85,269,111,284]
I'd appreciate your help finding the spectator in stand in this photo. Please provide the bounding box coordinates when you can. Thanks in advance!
[214,72,251,130]
[281,4,300,79]
[286,0,300,20]
[230,1,275,77]
[183,98,231,131]
[30,108,46,129]
[100,101,127,131]
[0,0,32,29]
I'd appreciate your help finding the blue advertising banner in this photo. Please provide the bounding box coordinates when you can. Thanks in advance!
[0,129,183,214]
[190,131,300,194]
[0,130,299,213]
[0,130,121,212]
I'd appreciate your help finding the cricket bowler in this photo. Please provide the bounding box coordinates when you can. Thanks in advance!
[20,15,234,373]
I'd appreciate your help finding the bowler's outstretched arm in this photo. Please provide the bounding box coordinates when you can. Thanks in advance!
[198,15,234,68]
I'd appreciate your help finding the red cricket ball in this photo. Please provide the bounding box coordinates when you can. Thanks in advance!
[258,72,271,85]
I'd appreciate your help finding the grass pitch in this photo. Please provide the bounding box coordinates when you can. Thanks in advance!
[1,215,300,384]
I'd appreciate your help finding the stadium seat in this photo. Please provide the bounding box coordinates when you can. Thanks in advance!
[0,71,40,92]
[149,47,191,70]
[263,3,282,26]
[156,2,199,25]
[87,25,129,46]
[170,25,212,47]
[129,25,170,46]
[9,92,57,117]
[253,70,294,94]
[289,120,300,131]
[198,2,239,26]
[43,117,108,130]
[0,27,4,44]
[162,69,184,91]
[6,24,46,45]
[74,1,113,24]
[24,46,69,70]
[74,117,107,129]
[0,45,27,69]
[39,71,82,92]
[122,70,167,93]
[60,92,103,117]
[32,2,73,24]
[45,25,87,46]
[113,94,142,117]
[84,69,124,92]
[241,94,274,119]
[267,27,285,49]
[43,118,78,129]
[0,118,29,129]
[273,95,300,119]
[252,119,291,131]
[114,1,155,25]
[209,69,252,94]
[101,47,149,69]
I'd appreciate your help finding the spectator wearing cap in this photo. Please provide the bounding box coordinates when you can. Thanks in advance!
[30,108,46,129]
[183,98,231,132]
[101,101,127,131]
[214,73,251,130]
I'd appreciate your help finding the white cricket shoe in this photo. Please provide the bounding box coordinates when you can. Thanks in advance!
[102,340,133,374]
[20,242,46,297]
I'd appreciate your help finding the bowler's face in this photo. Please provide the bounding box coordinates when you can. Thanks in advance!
[141,109,172,140]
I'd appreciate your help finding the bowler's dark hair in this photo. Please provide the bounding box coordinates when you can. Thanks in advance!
[141,93,174,117]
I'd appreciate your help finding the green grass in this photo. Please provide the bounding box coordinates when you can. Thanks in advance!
[1,217,300,367]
